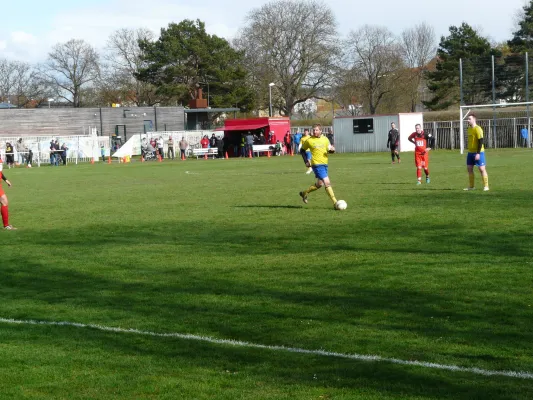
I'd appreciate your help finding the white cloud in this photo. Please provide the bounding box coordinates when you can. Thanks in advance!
[0,40,6,51]
[10,31,37,45]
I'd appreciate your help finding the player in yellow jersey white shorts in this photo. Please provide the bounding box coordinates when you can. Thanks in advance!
[299,124,339,208]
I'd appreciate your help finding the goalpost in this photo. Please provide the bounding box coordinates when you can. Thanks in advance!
[459,101,533,154]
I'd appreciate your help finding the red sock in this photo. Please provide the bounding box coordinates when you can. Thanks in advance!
[1,205,8,227]
[416,169,421,180]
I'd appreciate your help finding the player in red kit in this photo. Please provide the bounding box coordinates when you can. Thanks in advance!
[0,161,16,230]
[408,124,434,185]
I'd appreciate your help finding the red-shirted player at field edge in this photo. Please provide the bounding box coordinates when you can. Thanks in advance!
[408,124,435,185]
[0,160,16,230]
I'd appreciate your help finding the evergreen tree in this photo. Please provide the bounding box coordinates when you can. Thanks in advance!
[508,1,533,53]
[137,19,254,111]
[423,23,498,110]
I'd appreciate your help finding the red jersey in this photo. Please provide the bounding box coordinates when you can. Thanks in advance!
[200,138,209,148]
[409,132,428,154]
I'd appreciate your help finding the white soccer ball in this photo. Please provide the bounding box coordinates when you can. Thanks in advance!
[335,200,347,210]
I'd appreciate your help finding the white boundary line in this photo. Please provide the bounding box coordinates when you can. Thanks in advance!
[1,317,532,380]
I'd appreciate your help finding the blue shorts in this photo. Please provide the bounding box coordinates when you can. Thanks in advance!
[466,152,486,167]
[306,151,312,161]
[312,164,328,180]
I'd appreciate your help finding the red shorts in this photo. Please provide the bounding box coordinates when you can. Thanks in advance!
[0,187,4,197]
[415,152,428,168]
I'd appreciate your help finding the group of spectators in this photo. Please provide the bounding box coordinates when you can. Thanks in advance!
[285,129,334,155]
[200,133,225,158]
[3,139,33,168]
[141,136,190,160]
[49,139,68,166]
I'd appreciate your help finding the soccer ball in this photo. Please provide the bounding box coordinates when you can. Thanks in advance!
[335,200,347,210]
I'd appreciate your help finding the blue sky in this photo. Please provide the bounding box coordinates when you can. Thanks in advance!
[0,0,528,63]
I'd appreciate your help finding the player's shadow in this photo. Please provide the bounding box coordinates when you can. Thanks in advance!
[233,205,303,209]
[381,187,456,191]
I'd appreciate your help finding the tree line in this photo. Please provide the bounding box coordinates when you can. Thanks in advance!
[2,0,533,115]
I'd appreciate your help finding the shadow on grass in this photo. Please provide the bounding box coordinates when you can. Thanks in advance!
[233,205,304,209]
[1,216,532,395]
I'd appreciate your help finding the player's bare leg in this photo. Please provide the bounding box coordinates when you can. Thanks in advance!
[479,165,489,191]
[464,165,475,190]
[321,177,338,205]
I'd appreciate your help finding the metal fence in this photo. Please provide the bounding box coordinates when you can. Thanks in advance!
[423,117,531,150]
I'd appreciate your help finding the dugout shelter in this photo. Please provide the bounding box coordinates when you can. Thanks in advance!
[333,113,423,153]
[216,117,291,156]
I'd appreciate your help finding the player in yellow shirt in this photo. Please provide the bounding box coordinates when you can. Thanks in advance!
[299,124,339,208]
[298,128,313,174]
[464,113,489,191]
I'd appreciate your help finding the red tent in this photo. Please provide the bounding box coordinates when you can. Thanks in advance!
[216,117,291,156]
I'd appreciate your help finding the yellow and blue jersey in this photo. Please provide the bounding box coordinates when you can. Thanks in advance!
[300,134,311,147]
[302,135,330,166]
[467,125,484,153]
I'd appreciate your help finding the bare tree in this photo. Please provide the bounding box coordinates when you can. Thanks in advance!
[400,23,437,111]
[41,39,100,107]
[235,0,340,117]
[345,25,404,115]
[0,58,51,107]
[104,28,161,106]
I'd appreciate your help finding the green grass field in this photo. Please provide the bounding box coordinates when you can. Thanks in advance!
[1,150,532,399]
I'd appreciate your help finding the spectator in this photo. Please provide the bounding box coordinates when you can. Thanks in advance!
[209,133,217,148]
[49,140,56,166]
[15,138,26,165]
[167,136,175,159]
[520,127,529,148]
[101,145,106,162]
[54,140,60,166]
[200,135,209,148]
[245,131,254,157]
[268,131,277,144]
[274,140,282,156]
[26,149,33,168]
[283,131,291,155]
[258,133,266,144]
[60,143,68,165]
[179,137,188,159]
[217,136,225,158]
[157,136,164,159]
[293,131,302,153]
[5,142,15,169]
[240,133,246,157]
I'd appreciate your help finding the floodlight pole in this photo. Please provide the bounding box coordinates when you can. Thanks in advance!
[459,59,464,154]
[492,55,497,148]
[269,83,275,117]
[527,53,531,147]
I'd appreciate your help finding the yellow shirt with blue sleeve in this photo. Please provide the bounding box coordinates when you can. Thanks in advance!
[302,135,330,165]
[467,125,484,153]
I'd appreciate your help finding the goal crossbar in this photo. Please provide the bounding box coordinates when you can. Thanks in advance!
[459,101,533,154]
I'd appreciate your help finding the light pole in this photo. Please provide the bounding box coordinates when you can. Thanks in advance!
[268,82,275,117]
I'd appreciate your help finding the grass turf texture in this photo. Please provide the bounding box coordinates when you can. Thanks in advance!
[1,149,532,399]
